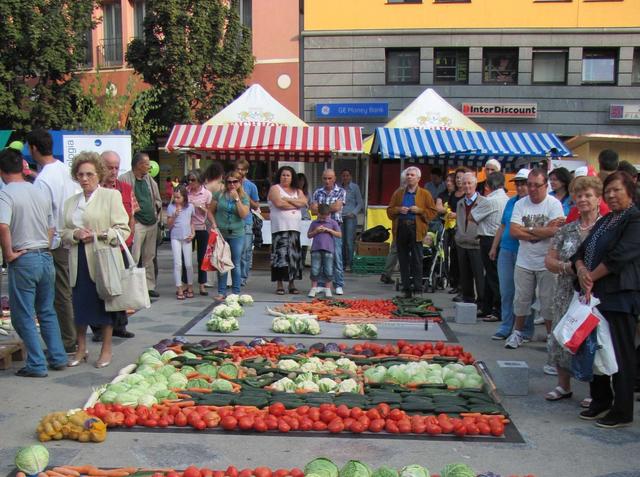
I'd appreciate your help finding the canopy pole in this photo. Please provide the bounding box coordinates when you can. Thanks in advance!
[363,154,369,229]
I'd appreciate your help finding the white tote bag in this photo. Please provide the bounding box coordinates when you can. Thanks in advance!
[592,308,618,376]
[105,232,151,312]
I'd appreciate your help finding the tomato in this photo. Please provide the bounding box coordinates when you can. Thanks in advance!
[385,420,399,434]
[465,423,479,436]
[299,417,314,431]
[212,472,224,477]
[112,403,124,413]
[269,403,286,416]
[175,412,188,427]
[490,423,505,437]
[265,415,279,430]
[144,419,158,427]
[273,470,289,477]
[357,415,370,428]
[477,422,491,435]
[435,341,444,350]
[220,416,238,431]
[136,406,149,418]
[289,469,304,477]
[350,421,366,433]
[124,415,137,428]
[296,405,310,416]
[320,410,337,424]
[319,403,336,412]
[239,469,253,477]
[336,404,350,418]
[411,421,426,434]
[388,408,404,421]
[312,420,328,431]
[397,419,412,433]
[439,420,454,434]
[349,407,364,419]
[226,466,239,477]
[454,424,467,437]
[201,470,214,477]
[368,419,385,433]
[253,467,272,477]
[376,403,391,418]
[307,408,321,422]
[193,419,207,430]
[278,420,291,433]
[93,403,107,419]
[167,472,180,477]
[366,409,381,420]
[426,424,441,435]
[184,466,202,477]
[327,418,344,433]
[158,417,169,428]
[238,416,255,431]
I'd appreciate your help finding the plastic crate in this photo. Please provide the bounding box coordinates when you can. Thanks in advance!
[352,255,386,274]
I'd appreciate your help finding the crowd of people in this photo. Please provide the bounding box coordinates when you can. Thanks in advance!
[384,150,639,428]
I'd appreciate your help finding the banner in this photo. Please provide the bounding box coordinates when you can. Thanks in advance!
[62,134,132,175]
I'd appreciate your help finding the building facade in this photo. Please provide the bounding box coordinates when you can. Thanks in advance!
[302,0,640,137]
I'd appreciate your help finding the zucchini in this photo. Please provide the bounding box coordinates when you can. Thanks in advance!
[233,396,269,407]
[202,394,234,406]
[433,405,468,413]
[400,402,435,412]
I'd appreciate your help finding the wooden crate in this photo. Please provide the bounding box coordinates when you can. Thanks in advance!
[355,241,390,257]
[0,340,26,370]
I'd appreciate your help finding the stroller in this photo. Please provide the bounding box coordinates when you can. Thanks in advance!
[395,217,449,293]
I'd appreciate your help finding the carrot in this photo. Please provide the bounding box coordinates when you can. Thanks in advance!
[460,413,482,418]
[102,470,131,477]
[397,354,420,360]
[114,468,137,475]
[185,387,212,393]
[176,400,196,408]
[52,468,80,476]
[45,470,68,477]
[217,372,235,380]
[230,382,242,392]
[58,467,95,474]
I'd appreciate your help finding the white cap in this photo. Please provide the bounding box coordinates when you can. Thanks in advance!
[510,168,531,182]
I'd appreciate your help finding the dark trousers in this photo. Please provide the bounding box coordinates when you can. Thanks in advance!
[397,220,423,293]
[91,250,129,337]
[194,230,209,284]
[444,229,458,289]
[479,235,500,316]
[589,310,637,422]
[457,245,485,308]
[51,247,76,350]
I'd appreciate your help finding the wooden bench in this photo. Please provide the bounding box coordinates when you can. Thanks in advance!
[0,341,26,370]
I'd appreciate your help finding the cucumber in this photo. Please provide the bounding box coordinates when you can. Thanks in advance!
[400,402,435,412]
[234,396,269,407]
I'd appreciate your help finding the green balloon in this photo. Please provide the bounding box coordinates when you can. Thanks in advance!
[8,140,24,151]
[149,160,160,177]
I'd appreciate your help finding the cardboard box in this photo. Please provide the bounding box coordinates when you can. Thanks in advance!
[356,241,390,257]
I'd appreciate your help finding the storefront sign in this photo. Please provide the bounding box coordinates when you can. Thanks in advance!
[461,103,538,119]
[610,104,640,121]
[316,103,388,119]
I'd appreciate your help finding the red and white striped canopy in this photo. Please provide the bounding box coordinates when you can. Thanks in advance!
[165,124,363,161]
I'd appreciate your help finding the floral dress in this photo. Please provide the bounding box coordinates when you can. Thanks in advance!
[548,221,590,370]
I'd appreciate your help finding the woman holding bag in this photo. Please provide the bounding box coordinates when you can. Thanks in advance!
[572,171,640,428]
[210,171,250,300]
[62,152,130,369]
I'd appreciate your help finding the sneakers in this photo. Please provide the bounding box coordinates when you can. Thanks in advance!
[324,288,333,297]
[579,408,610,421]
[505,330,524,349]
[543,364,558,376]
[595,415,633,429]
[308,287,319,298]
[491,333,507,341]
[534,316,545,325]
[335,287,343,295]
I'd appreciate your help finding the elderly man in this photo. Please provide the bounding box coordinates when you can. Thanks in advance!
[310,169,346,295]
[340,169,364,272]
[505,168,565,349]
[119,152,162,297]
[387,166,437,298]
[477,159,501,196]
[471,171,509,321]
[28,129,80,353]
[455,172,485,309]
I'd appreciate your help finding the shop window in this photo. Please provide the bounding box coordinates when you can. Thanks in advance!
[532,49,567,84]
[386,49,420,85]
[134,0,146,39]
[632,48,640,84]
[483,48,518,84]
[582,48,617,84]
[434,48,469,84]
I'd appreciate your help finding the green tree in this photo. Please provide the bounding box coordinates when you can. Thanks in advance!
[126,0,254,128]
[0,0,98,133]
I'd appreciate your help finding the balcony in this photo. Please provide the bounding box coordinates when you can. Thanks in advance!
[97,37,123,68]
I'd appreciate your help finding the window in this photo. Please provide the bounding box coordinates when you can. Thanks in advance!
[239,0,252,29]
[434,48,469,84]
[483,48,518,84]
[100,2,123,67]
[386,49,420,85]
[632,48,640,84]
[582,48,617,84]
[532,49,567,84]
[387,0,422,3]
[134,0,146,39]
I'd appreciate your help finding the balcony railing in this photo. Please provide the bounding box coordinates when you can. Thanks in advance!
[97,37,123,68]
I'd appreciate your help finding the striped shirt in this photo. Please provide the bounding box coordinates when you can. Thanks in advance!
[311,185,346,223]
[471,188,509,236]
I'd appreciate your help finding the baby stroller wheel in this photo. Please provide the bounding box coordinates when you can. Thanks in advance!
[395,278,400,291]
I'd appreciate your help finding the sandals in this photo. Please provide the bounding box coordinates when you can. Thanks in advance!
[581,397,592,408]
[545,386,573,401]
[176,292,185,300]
[185,290,194,298]
[288,287,300,295]
[276,288,285,295]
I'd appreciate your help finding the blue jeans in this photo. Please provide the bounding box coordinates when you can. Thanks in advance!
[319,237,343,288]
[310,250,334,283]
[8,251,67,373]
[218,236,244,296]
[240,223,253,284]
[496,249,534,339]
[341,215,357,269]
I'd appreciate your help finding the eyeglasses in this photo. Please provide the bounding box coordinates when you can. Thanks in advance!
[527,182,546,189]
[226,180,239,184]
[77,172,96,178]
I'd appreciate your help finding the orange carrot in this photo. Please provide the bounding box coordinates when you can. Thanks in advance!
[45,471,68,477]
[185,387,212,393]
[176,400,196,408]
[52,468,80,476]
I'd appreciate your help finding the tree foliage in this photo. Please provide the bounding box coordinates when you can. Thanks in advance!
[0,0,98,133]
[126,0,254,128]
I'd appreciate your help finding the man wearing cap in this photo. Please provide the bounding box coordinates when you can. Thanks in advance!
[471,171,509,321]
[489,169,535,341]
[28,129,80,353]
[505,168,565,349]
[477,159,501,196]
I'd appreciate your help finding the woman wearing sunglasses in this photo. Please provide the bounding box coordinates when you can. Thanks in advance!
[210,171,250,300]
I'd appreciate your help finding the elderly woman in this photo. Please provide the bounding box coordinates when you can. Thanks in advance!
[550,167,573,215]
[544,176,602,401]
[268,166,307,295]
[186,169,214,296]
[210,170,250,300]
[62,152,130,369]
[572,171,640,428]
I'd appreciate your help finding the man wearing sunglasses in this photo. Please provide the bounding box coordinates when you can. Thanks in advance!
[505,168,565,349]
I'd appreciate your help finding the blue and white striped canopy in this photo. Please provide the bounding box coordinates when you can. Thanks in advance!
[371,128,572,168]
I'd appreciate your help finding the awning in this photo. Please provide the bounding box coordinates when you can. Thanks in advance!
[165,124,363,162]
[371,128,572,167]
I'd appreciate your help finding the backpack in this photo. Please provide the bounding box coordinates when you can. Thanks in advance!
[360,225,390,243]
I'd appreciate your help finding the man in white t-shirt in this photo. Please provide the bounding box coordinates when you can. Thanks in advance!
[505,168,565,349]
[28,129,80,353]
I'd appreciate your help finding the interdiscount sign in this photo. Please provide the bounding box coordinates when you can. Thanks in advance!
[461,103,538,119]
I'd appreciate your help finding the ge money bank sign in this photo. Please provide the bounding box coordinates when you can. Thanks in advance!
[461,103,538,119]
[63,134,132,175]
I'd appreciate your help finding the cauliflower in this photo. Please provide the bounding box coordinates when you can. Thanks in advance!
[271,377,296,392]
[317,378,338,393]
[206,316,239,333]
[306,318,321,335]
[225,294,240,304]
[342,323,377,339]
[320,360,338,373]
[335,358,357,374]
[277,359,300,372]
[226,303,244,318]
[238,294,254,305]
[296,380,320,392]
[212,304,230,317]
[300,357,323,373]
[272,317,291,333]
[337,378,359,393]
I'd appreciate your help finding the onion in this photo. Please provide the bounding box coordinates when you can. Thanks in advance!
[233,340,248,347]
[270,337,285,345]
[216,339,230,349]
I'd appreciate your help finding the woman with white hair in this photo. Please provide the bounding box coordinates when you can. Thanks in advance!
[477,159,501,196]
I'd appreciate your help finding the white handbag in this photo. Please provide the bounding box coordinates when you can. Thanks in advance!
[105,232,151,312]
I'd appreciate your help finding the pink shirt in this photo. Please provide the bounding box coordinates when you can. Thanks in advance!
[188,186,212,231]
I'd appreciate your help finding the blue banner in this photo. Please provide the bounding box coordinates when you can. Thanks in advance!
[316,103,388,119]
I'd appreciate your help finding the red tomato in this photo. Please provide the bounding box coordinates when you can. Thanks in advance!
[368,419,385,433]
[327,418,344,433]
[265,415,279,430]
[465,423,479,436]
[226,466,239,477]
[350,421,366,433]
[336,404,350,418]
[273,470,289,477]
[349,407,364,419]
[124,415,137,428]
[239,469,253,477]
[201,470,213,477]
[388,408,404,421]
[307,408,321,422]
[385,420,400,434]
[454,424,467,437]
[377,403,391,418]
[253,467,272,477]
[296,405,310,416]
[299,417,314,431]
[491,423,505,436]
[175,412,188,427]
[397,419,412,433]
[366,409,381,420]
[319,403,336,412]
[278,420,291,433]
[312,420,328,431]
[238,416,255,431]
[220,416,238,431]
[426,424,441,435]
[252,418,267,433]
[167,472,180,477]
[289,469,304,477]
[184,466,202,477]
[320,410,337,424]
[477,422,491,435]
[193,419,207,430]
[357,415,370,428]
[269,403,286,416]
[158,418,169,428]
[411,421,426,434]
[212,472,224,477]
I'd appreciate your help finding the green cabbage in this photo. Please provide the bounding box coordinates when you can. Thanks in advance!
[304,458,339,477]
[180,365,196,375]
[187,378,211,389]
[337,378,359,393]
[211,379,234,391]
[159,364,177,377]
[106,382,130,394]
[137,394,158,406]
[340,460,371,477]
[161,350,179,363]
[372,467,399,477]
[440,464,474,477]
[114,392,139,407]
[145,374,168,385]
[291,317,308,334]
[135,364,157,377]
[168,372,189,389]
[15,445,49,474]
[123,373,146,386]
[364,366,387,384]
[343,323,377,339]
[196,363,218,377]
[399,466,429,477]
[444,378,462,388]
[387,365,411,385]
[138,349,163,367]
[99,390,118,404]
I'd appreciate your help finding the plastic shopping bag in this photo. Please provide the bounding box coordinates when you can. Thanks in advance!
[572,329,598,382]
[593,308,618,376]
[553,292,601,354]
[200,229,218,272]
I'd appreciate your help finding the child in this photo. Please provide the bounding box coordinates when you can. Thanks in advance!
[307,203,342,297]
[166,185,195,300]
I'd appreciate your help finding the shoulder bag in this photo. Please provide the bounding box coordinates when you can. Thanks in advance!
[105,232,151,312]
